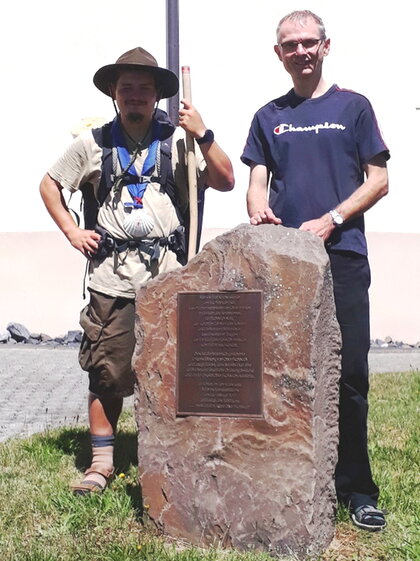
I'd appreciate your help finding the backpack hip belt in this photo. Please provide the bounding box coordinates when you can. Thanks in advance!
[91,225,186,263]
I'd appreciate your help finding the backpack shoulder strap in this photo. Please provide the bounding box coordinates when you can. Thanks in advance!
[159,134,176,201]
[79,122,113,230]
[92,123,113,205]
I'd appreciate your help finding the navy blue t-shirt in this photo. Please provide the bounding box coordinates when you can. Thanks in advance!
[241,84,390,255]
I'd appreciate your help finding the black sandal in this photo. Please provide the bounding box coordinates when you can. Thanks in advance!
[351,505,387,531]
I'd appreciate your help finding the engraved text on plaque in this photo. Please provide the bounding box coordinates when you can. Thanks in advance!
[177,291,263,417]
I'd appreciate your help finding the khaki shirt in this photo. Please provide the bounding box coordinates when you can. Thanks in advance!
[49,125,206,298]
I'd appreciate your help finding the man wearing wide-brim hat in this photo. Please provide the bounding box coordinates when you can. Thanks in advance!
[40,47,234,495]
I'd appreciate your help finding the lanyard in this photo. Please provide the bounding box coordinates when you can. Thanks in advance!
[110,118,159,209]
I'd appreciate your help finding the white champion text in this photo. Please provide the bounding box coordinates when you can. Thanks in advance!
[274,122,346,135]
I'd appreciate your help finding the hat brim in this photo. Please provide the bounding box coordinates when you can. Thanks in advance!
[93,64,179,99]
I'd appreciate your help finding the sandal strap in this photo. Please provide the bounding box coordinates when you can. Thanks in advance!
[73,480,104,491]
[70,479,105,494]
[354,505,385,519]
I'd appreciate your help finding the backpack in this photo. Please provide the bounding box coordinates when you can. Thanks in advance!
[79,111,205,263]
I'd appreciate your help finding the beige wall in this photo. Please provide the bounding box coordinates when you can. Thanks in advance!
[367,232,420,344]
[1,231,418,344]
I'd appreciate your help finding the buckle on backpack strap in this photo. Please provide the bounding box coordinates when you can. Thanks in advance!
[89,227,116,259]
[89,226,186,264]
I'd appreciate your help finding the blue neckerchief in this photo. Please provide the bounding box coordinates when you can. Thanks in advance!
[111,118,159,209]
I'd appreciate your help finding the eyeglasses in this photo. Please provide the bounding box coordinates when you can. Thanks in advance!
[278,38,323,54]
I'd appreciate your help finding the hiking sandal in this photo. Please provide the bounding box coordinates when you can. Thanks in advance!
[70,467,115,496]
[351,505,387,531]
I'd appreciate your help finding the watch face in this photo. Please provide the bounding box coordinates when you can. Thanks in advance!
[330,210,344,225]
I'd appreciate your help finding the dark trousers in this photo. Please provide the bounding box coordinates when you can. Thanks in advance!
[329,250,379,510]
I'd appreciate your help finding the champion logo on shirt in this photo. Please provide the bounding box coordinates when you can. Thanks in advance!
[274,122,346,135]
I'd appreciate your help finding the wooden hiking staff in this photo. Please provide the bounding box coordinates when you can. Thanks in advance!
[182,65,198,262]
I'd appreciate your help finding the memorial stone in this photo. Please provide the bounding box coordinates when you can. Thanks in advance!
[133,224,341,558]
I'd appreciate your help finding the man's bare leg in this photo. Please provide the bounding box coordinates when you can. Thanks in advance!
[72,392,123,494]
[88,392,123,435]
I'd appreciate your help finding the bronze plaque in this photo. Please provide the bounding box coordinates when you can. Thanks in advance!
[177,291,263,417]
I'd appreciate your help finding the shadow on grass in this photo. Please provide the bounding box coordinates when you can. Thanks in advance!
[40,427,138,471]
[36,427,144,519]
[126,480,144,521]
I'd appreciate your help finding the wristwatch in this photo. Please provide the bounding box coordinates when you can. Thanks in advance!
[329,209,344,227]
[196,129,214,145]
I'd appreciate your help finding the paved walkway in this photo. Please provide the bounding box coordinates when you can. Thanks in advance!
[0,346,132,443]
[1,346,419,443]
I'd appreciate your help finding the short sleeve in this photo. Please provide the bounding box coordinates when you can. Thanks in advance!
[355,98,390,164]
[241,112,269,168]
[48,131,102,193]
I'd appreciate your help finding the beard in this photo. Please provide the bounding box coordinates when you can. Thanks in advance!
[127,112,145,123]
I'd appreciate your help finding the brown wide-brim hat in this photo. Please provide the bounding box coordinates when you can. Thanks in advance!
[93,47,179,99]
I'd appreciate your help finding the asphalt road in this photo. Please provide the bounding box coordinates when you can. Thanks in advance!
[0,346,419,443]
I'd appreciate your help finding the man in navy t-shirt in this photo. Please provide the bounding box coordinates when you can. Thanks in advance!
[242,10,389,531]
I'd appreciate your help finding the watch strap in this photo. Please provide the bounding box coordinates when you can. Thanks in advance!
[196,129,214,145]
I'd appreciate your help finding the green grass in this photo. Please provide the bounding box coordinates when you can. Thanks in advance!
[0,371,418,561]
[323,371,420,561]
